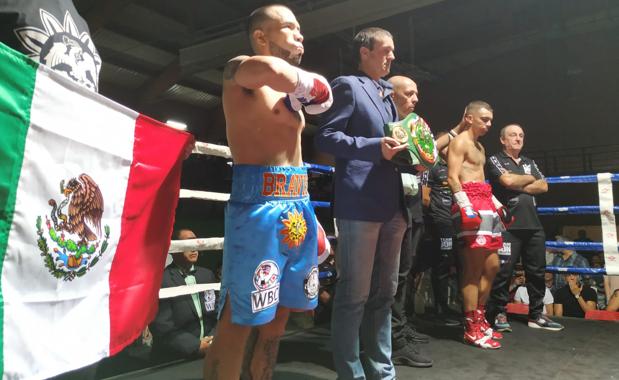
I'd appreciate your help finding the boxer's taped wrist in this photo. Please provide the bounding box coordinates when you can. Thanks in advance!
[290,67,313,99]
[454,191,472,209]
[491,194,503,210]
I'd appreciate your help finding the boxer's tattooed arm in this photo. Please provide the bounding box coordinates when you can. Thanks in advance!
[223,59,242,81]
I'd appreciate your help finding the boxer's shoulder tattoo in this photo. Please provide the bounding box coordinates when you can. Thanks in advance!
[224,56,247,81]
[223,61,240,80]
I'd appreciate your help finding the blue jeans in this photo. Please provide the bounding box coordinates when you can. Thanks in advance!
[331,213,407,380]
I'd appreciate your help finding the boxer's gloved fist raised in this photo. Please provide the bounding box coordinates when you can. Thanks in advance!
[286,68,333,115]
[492,195,514,228]
[454,191,482,230]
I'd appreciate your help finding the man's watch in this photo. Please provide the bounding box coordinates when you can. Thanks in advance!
[574,293,581,300]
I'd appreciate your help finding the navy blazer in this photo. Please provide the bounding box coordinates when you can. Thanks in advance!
[315,74,404,222]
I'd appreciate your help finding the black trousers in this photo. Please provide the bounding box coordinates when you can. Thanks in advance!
[410,219,457,313]
[391,220,424,341]
[487,229,547,320]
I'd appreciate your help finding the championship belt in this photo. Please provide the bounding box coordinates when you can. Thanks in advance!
[383,113,438,169]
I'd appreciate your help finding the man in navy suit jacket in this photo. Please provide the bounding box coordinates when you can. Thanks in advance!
[315,27,410,380]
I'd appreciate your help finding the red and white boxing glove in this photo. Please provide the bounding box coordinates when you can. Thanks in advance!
[317,220,331,265]
[492,195,514,228]
[454,191,482,231]
[286,68,333,115]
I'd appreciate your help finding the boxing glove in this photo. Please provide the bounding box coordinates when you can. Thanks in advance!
[454,191,482,230]
[286,68,333,115]
[492,195,515,228]
[316,220,331,265]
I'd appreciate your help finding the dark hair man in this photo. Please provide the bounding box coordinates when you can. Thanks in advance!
[447,101,508,349]
[315,27,407,379]
[485,124,564,332]
[204,5,332,379]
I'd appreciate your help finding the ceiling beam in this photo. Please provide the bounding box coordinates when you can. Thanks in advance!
[84,0,137,33]
[179,0,446,74]
[422,7,619,74]
[137,58,182,107]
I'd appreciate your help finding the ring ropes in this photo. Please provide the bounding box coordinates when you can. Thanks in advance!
[165,142,618,299]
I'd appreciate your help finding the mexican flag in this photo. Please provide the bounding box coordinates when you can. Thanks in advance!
[0,43,192,379]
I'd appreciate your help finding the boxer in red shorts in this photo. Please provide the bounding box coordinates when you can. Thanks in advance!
[447,101,513,349]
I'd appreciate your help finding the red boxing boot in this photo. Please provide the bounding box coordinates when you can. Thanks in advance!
[476,307,503,340]
[463,311,501,349]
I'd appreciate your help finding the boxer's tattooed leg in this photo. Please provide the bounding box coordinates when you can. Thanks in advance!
[258,338,281,380]
[204,359,220,380]
[241,328,259,380]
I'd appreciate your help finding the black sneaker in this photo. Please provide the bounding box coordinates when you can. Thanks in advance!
[528,315,564,331]
[404,324,430,343]
[392,342,433,367]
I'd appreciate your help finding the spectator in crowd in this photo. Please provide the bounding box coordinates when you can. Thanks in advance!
[387,75,432,368]
[1,0,100,92]
[507,264,526,302]
[315,27,408,378]
[513,270,555,316]
[150,228,218,363]
[575,229,593,257]
[554,273,597,318]
[587,253,606,309]
[486,124,563,332]
[545,272,554,289]
[604,275,619,304]
[606,289,619,312]
[550,236,590,292]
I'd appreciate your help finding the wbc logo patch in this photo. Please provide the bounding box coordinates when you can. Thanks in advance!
[304,266,319,300]
[251,260,280,312]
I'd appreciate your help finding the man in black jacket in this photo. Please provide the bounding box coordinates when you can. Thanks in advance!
[150,228,218,363]
[485,124,563,332]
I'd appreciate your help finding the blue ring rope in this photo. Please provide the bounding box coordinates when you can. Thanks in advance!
[304,162,619,184]
[545,266,607,275]
[537,206,619,215]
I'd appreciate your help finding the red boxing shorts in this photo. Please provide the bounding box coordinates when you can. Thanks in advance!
[452,182,504,250]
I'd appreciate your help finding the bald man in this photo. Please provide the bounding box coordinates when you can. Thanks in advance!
[204,5,332,379]
[388,76,468,366]
[387,75,432,367]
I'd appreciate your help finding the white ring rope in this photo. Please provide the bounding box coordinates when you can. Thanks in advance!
[179,189,230,202]
[163,142,232,298]
[192,141,231,159]
[168,238,225,253]
[159,283,221,299]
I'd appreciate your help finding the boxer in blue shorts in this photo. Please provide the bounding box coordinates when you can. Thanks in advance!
[220,165,319,326]
[203,5,333,379]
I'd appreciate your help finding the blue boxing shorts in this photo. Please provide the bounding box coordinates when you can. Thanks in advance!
[219,165,319,326]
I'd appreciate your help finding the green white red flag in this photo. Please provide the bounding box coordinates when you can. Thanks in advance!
[0,42,191,379]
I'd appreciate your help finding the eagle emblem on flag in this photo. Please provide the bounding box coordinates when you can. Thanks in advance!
[36,174,110,281]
